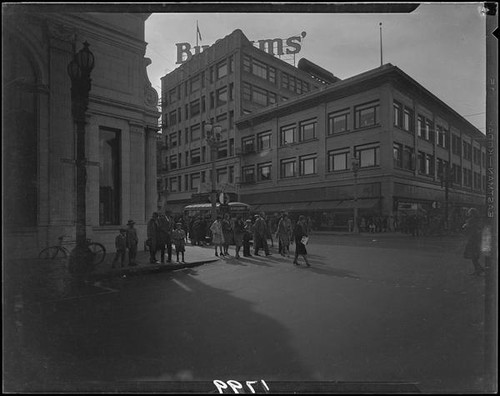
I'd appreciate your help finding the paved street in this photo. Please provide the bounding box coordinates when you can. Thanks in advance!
[4,233,489,393]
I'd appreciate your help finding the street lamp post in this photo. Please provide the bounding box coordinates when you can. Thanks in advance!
[204,123,222,221]
[67,41,95,277]
[439,163,454,231]
[351,156,360,233]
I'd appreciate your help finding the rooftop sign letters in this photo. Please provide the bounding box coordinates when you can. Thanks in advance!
[175,32,307,64]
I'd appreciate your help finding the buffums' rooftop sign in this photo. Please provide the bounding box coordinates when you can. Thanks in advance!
[175,32,307,64]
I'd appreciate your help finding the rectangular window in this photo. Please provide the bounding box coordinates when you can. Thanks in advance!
[169,110,177,126]
[418,151,433,175]
[190,99,200,117]
[426,120,434,142]
[170,132,178,147]
[328,149,349,172]
[241,136,255,153]
[190,75,200,93]
[453,164,462,185]
[257,131,272,151]
[393,101,403,127]
[217,168,228,185]
[403,107,414,132]
[328,110,350,135]
[217,61,228,79]
[170,154,178,170]
[452,134,462,155]
[280,158,296,178]
[190,173,201,190]
[216,87,228,107]
[170,177,178,192]
[299,119,317,141]
[217,141,228,159]
[257,162,272,181]
[99,128,121,226]
[403,146,415,170]
[252,58,268,80]
[190,148,201,165]
[356,143,380,168]
[280,124,296,145]
[210,92,215,109]
[190,124,201,141]
[355,101,379,128]
[242,166,255,183]
[437,125,448,148]
[393,143,403,168]
[168,87,178,104]
[299,155,317,176]
[229,139,234,156]
[252,86,268,106]
[417,115,424,138]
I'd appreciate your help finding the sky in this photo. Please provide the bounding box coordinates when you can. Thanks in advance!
[144,3,487,132]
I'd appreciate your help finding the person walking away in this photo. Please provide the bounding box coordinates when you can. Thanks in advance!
[233,216,245,259]
[172,222,187,263]
[276,213,292,257]
[210,216,225,257]
[126,219,138,266]
[293,215,310,267]
[112,229,127,268]
[462,208,485,276]
[157,213,173,263]
[243,219,253,257]
[147,212,160,264]
[254,214,271,256]
[192,216,202,246]
[221,213,233,256]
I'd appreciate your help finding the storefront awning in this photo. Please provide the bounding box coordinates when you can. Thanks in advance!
[308,200,342,210]
[334,198,380,210]
[255,202,313,213]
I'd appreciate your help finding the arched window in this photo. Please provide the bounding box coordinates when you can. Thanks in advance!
[3,40,38,227]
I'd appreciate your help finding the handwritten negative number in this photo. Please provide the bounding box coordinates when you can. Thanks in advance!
[213,379,270,394]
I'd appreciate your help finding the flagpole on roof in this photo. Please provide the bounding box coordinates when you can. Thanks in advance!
[379,22,383,66]
[196,20,199,47]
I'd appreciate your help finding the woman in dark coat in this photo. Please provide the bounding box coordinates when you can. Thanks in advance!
[293,215,310,267]
[462,208,485,276]
[233,216,245,259]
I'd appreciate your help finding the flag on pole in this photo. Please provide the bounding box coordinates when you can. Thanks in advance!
[197,21,202,42]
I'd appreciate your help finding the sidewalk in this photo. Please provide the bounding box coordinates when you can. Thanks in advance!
[4,245,220,307]
[93,244,220,279]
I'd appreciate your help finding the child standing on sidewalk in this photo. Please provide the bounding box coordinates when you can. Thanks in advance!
[112,229,127,268]
[172,222,187,263]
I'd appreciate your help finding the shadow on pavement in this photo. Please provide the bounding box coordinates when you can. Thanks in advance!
[5,268,313,392]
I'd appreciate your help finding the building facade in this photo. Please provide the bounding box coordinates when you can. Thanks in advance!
[236,64,486,231]
[158,29,336,214]
[3,9,160,258]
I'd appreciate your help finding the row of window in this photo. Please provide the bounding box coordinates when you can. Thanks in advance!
[165,56,235,106]
[242,82,277,107]
[240,143,381,182]
[393,142,486,190]
[240,101,380,151]
[168,166,235,192]
[165,139,236,170]
[165,85,234,127]
[166,113,234,148]
[243,55,276,84]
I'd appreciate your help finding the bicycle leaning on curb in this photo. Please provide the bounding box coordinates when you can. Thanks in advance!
[38,235,106,269]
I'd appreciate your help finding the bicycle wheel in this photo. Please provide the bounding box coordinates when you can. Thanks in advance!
[88,242,106,266]
[39,246,67,260]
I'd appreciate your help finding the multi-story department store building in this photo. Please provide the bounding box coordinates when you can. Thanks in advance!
[159,29,486,230]
[158,29,337,212]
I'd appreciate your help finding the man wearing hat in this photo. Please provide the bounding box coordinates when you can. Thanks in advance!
[253,213,271,256]
[147,212,160,264]
[112,228,127,268]
[126,220,138,266]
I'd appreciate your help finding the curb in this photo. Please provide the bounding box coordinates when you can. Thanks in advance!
[91,258,220,280]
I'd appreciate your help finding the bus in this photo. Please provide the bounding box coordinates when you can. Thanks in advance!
[183,202,251,219]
